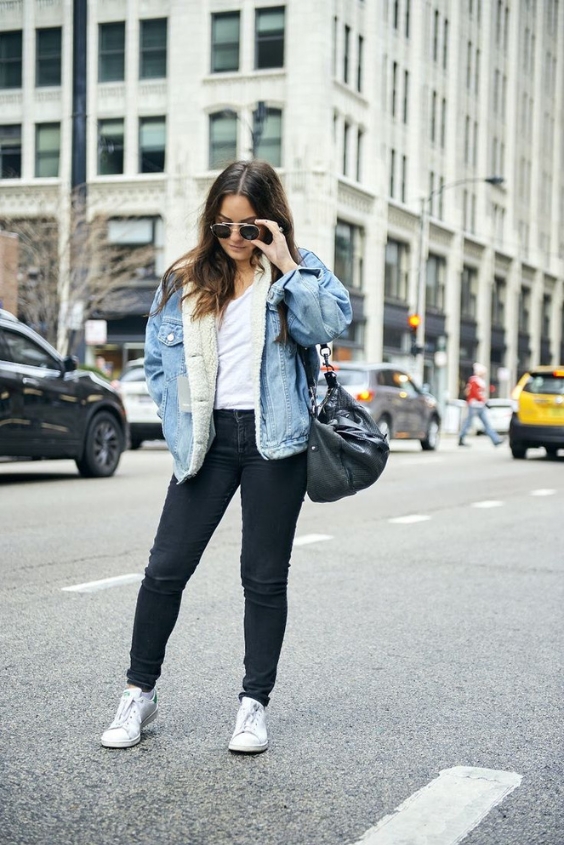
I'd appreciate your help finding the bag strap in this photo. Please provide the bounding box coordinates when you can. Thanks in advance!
[299,344,338,415]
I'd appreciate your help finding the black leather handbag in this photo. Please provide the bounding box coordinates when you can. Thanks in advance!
[300,346,390,503]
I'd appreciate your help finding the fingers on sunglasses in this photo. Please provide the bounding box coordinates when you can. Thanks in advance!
[210,223,260,240]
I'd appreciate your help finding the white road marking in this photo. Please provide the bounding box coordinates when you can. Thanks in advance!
[354,766,522,845]
[470,500,504,508]
[64,537,333,591]
[388,515,431,524]
[293,534,333,546]
[62,573,143,593]
[530,488,557,497]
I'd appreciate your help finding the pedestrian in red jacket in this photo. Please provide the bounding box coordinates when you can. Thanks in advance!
[459,363,505,447]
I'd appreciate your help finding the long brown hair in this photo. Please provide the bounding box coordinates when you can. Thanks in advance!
[157,160,301,335]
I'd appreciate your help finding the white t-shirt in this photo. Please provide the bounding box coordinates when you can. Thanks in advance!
[214,285,254,409]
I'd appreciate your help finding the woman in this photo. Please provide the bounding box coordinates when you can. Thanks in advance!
[101,159,352,753]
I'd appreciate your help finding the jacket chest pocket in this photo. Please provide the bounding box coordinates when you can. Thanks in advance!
[158,322,185,380]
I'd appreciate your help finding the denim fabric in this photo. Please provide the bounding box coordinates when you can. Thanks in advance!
[127,410,307,706]
[459,404,503,444]
[144,249,352,481]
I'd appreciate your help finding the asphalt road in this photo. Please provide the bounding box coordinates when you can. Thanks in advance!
[0,436,562,845]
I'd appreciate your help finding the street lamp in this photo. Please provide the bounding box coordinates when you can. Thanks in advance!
[412,175,505,384]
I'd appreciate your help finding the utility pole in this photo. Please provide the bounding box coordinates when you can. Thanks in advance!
[59,0,87,354]
[71,0,87,195]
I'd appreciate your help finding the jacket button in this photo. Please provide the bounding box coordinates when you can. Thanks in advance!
[167,332,174,341]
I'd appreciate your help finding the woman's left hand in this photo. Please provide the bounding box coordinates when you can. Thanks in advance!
[252,220,299,275]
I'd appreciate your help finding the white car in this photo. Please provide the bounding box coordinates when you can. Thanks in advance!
[115,359,162,449]
[473,398,514,435]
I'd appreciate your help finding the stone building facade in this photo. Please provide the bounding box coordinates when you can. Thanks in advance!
[0,0,563,399]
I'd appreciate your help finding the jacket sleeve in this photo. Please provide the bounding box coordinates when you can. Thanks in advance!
[266,249,352,347]
[144,286,165,413]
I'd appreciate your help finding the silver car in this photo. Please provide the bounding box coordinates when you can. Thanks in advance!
[318,362,441,450]
[114,359,162,450]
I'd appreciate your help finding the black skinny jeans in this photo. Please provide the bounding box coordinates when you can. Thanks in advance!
[127,410,307,707]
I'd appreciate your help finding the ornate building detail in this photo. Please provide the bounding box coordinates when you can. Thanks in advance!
[337,180,374,215]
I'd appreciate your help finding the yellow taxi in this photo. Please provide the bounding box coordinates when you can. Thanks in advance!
[509,366,564,459]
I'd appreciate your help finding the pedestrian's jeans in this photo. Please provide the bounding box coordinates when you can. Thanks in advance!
[127,409,307,707]
[459,404,502,444]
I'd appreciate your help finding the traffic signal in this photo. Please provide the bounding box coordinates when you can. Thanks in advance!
[407,314,422,356]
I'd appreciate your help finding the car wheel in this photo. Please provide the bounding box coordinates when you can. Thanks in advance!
[421,417,440,451]
[511,445,527,460]
[376,415,391,440]
[76,411,124,478]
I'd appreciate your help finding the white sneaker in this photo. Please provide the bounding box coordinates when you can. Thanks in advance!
[228,697,268,754]
[101,687,158,748]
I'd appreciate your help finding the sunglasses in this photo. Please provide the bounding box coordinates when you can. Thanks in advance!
[210,222,260,240]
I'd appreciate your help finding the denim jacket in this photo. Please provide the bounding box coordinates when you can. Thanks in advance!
[144,249,352,482]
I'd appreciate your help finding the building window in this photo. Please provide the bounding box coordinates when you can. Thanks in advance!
[0,125,21,178]
[401,155,407,202]
[334,220,364,289]
[392,0,399,29]
[332,16,338,77]
[35,123,60,177]
[343,25,350,83]
[491,277,506,326]
[542,294,551,338]
[139,18,167,79]
[99,22,125,82]
[356,128,363,182]
[139,117,165,173]
[389,148,396,197]
[357,35,363,92]
[391,61,398,117]
[405,0,411,37]
[440,98,447,147]
[342,121,350,176]
[384,239,409,302]
[518,286,530,333]
[254,107,282,167]
[36,28,62,87]
[255,7,285,70]
[209,112,237,170]
[107,216,165,279]
[433,10,440,61]
[426,254,446,311]
[403,70,409,123]
[0,31,22,89]
[460,265,478,319]
[443,18,449,69]
[211,12,240,73]
[430,90,437,142]
[98,119,125,175]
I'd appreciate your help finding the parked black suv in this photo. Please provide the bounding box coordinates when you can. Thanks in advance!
[0,309,128,477]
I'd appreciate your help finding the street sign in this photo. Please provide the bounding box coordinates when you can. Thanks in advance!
[85,319,107,345]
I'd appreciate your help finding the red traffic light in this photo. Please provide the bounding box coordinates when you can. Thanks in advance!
[407,314,421,330]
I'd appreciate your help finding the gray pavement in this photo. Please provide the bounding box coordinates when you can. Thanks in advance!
[0,436,562,844]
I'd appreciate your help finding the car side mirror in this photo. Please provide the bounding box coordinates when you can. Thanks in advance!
[63,355,78,373]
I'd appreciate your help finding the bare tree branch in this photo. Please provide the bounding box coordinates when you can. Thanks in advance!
[0,187,157,352]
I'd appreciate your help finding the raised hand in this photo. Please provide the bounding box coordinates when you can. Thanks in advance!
[252,219,299,275]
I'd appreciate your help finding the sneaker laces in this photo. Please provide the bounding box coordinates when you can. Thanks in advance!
[238,701,262,734]
[111,692,140,728]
